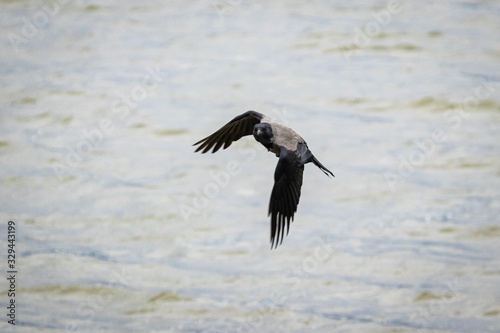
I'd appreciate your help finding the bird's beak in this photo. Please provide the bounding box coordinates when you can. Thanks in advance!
[256,129,262,136]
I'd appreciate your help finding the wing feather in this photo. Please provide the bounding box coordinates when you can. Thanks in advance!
[193,111,263,153]
[269,146,304,249]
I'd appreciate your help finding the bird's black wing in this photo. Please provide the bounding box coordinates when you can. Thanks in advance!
[269,146,304,249]
[193,111,264,153]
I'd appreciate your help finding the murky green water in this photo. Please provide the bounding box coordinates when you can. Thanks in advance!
[1,1,499,332]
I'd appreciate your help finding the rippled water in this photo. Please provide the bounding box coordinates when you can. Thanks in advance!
[1,1,500,332]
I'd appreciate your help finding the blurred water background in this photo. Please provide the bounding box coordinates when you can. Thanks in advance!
[1,0,500,332]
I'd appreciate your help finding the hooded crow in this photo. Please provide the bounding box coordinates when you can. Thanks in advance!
[193,110,334,248]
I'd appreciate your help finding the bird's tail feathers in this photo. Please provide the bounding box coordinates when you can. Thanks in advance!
[297,143,334,177]
[311,155,334,177]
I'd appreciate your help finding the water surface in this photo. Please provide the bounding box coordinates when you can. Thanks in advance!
[1,1,499,332]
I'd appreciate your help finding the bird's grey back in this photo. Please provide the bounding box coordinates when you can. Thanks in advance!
[263,117,306,153]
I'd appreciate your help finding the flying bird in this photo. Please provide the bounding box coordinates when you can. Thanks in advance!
[193,111,334,248]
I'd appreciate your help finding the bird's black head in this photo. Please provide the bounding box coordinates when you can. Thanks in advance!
[253,123,274,146]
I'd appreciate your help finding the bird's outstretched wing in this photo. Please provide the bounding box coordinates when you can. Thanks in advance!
[193,111,264,153]
[269,146,305,249]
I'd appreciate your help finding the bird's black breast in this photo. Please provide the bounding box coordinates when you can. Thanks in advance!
[260,141,274,151]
